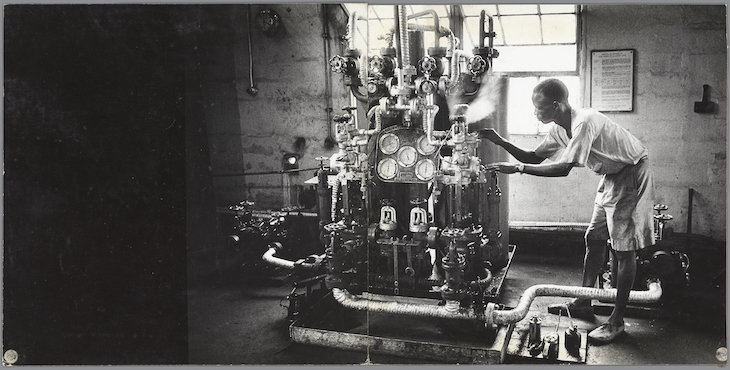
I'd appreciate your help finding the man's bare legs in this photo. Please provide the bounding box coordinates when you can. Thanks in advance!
[572,238,609,306]
[607,250,637,326]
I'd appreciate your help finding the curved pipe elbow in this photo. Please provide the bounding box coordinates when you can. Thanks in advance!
[350,85,368,103]
[489,280,663,325]
[407,10,441,47]
[262,244,296,269]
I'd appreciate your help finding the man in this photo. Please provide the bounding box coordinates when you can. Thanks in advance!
[480,78,655,343]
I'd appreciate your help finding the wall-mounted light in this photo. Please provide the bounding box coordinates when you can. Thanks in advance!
[282,152,300,171]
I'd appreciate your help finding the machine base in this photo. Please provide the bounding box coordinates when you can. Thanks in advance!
[290,292,515,364]
[288,246,517,364]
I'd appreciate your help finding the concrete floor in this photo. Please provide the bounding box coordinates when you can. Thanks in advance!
[188,235,726,365]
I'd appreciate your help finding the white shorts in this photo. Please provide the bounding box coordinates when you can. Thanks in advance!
[585,157,655,251]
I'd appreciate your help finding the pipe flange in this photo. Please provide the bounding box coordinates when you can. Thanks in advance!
[483,302,496,326]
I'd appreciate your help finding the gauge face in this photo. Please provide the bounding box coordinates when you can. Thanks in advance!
[396,146,418,167]
[379,133,400,155]
[377,158,398,180]
[415,159,435,181]
[416,135,437,155]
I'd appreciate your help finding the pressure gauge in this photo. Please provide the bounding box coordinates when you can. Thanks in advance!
[379,133,400,155]
[416,135,437,155]
[377,158,398,180]
[415,159,435,181]
[396,146,418,168]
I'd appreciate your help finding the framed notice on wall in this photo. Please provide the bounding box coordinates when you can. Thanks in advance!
[590,49,635,112]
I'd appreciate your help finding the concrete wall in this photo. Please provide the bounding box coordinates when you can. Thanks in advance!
[508,4,727,240]
[200,4,350,210]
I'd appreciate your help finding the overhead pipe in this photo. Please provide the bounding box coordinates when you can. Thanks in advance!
[407,10,442,48]
[332,280,662,325]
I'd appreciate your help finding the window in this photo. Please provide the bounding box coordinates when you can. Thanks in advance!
[342,4,581,134]
[460,5,580,135]
[507,76,580,134]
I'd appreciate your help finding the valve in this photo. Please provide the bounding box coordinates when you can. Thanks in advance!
[419,56,438,76]
[368,55,394,77]
[329,53,360,86]
[315,156,329,170]
[419,79,439,95]
[467,55,488,77]
[653,204,673,240]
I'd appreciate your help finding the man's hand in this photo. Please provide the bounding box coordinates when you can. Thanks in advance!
[485,162,520,174]
[478,128,505,145]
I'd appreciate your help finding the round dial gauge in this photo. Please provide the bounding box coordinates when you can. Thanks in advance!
[396,146,418,167]
[416,135,437,155]
[379,133,400,155]
[415,159,435,181]
[377,158,398,180]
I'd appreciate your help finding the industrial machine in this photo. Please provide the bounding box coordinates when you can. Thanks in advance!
[257,5,665,364]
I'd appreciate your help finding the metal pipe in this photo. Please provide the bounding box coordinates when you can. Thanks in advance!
[333,287,480,320]
[407,10,441,48]
[348,11,367,50]
[449,49,473,86]
[332,280,662,325]
[350,85,368,103]
[479,10,485,48]
[322,4,336,145]
[488,280,662,325]
[330,176,340,222]
[687,188,694,233]
[262,243,295,269]
[398,6,410,67]
[246,5,258,96]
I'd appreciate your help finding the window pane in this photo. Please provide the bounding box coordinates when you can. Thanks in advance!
[542,14,577,44]
[539,4,577,14]
[500,15,542,45]
[507,76,540,135]
[469,5,498,16]
[497,4,538,15]
[507,75,581,135]
[463,16,482,49]
[537,76,580,133]
[492,45,577,72]
[407,5,450,19]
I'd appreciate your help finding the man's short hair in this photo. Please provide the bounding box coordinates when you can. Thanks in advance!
[534,78,569,103]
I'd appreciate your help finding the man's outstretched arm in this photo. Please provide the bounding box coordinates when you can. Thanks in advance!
[479,128,545,164]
